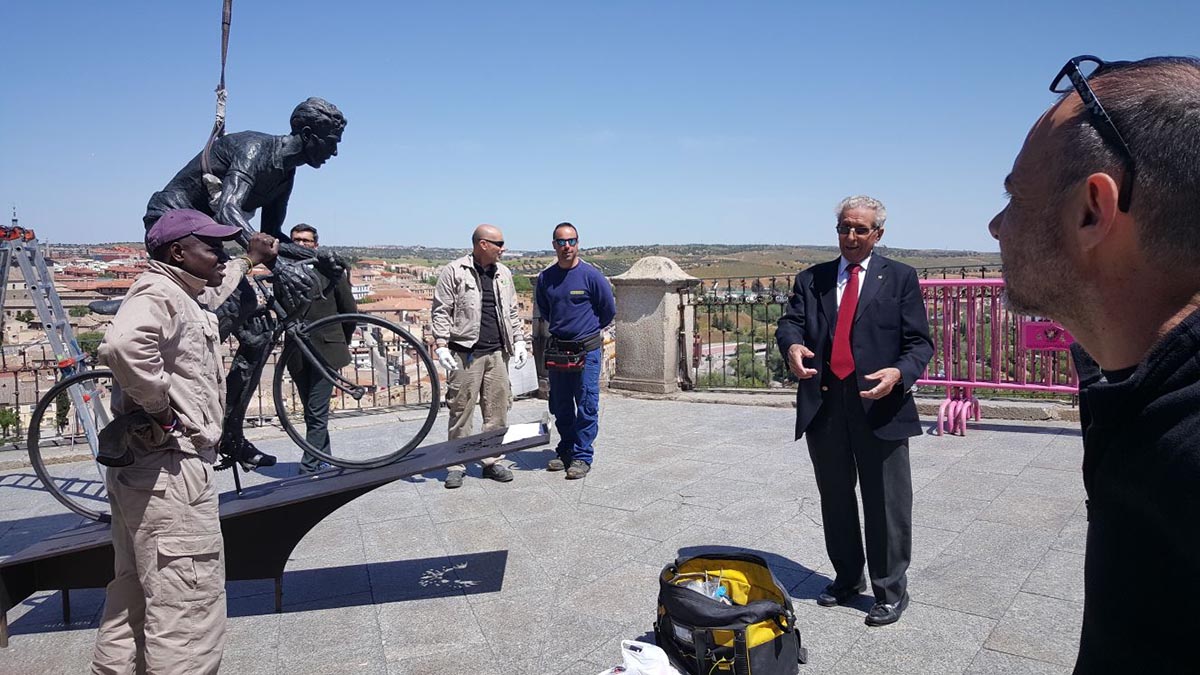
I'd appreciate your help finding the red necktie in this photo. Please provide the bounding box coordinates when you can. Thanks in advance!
[830,264,860,380]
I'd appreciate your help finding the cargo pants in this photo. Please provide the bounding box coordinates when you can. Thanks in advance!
[91,443,226,675]
[446,349,511,471]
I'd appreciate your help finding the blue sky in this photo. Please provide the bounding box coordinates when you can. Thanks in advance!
[2,1,1197,251]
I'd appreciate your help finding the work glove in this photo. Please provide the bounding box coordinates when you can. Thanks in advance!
[513,340,529,369]
[435,346,458,374]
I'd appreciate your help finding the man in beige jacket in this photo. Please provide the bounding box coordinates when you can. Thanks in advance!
[91,209,277,674]
[431,224,529,488]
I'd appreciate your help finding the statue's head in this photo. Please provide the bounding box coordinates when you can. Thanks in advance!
[290,97,347,169]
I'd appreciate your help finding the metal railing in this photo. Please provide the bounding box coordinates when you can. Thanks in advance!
[231,328,437,428]
[917,264,1004,279]
[917,279,1077,397]
[684,273,1078,399]
[1,324,439,451]
[684,276,792,389]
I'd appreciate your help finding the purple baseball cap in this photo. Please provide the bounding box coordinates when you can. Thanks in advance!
[145,209,242,252]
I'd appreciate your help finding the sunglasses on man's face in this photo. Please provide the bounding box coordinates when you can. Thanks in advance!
[835,225,876,237]
[554,237,578,247]
[480,238,505,248]
[1049,54,1136,212]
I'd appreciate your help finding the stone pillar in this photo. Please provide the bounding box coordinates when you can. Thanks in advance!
[609,256,699,394]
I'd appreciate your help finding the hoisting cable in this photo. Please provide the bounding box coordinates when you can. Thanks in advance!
[201,0,233,176]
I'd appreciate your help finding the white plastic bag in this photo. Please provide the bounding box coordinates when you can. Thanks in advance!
[596,640,683,675]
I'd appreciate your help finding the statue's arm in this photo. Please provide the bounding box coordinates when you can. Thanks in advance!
[259,174,295,240]
[212,171,257,243]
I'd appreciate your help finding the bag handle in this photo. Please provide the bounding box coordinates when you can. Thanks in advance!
[692,628,752,675]
[733,630,751,675]
[692,628,707,674]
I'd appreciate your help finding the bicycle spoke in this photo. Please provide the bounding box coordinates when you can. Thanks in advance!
[274,313,439,469]
[27,370,115,522]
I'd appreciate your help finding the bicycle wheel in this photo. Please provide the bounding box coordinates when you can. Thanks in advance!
[273,313,440,469]
[27,369,115,522]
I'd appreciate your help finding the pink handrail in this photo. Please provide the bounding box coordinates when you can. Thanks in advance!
[915,278,1077,436]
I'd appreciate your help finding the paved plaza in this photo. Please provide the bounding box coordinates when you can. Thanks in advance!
[0,394,1085,674]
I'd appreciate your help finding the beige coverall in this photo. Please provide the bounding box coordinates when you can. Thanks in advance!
[431,254,526,469]
[90,258,249,675]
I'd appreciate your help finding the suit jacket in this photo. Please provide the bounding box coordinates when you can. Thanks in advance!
[288,272,358,372]
[775,255,933,441]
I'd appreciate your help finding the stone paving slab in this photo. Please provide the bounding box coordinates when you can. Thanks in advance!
[0,396,1086,674]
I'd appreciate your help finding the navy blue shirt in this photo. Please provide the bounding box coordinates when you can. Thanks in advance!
[536,261,615,341]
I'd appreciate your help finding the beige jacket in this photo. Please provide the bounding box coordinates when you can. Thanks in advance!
[431,254,525,352]
[99,258,250,458]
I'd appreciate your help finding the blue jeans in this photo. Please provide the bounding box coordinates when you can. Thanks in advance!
[547,348,602,465]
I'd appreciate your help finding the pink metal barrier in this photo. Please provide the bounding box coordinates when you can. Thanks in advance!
[916,279,1077,436]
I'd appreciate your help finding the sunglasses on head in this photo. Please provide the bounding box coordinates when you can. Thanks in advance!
[1049,54,1136,212]
[553,237,578,247]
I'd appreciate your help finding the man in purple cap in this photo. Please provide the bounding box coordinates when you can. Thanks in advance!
[91,209,277,674]
[143,97,347,470]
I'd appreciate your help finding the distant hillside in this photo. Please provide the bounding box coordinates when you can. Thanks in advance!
[335,243,1001,279]
[52,241,1002,279]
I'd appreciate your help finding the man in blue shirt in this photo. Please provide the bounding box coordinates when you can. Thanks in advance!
[535,223,616,479]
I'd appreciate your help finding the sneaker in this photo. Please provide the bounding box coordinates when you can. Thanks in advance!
[483,464,514,483]
[299,461,332,476]
[565,459,591,479]
[547,457,566,472]
[445,470,465,489]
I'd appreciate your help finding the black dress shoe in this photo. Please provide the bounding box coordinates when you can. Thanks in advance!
[816,583,866,607]
[865,592,910,626]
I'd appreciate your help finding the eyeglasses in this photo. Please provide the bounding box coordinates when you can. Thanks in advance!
[292,236,316,244]
[480,238,505,248]
[835,225,876,237]
[553,237,578,247]
[1049,55,1136,212]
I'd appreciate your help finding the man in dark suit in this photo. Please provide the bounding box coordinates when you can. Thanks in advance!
[286,223,357,474]
[776,195,933,627]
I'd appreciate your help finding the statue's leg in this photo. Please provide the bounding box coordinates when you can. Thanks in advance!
[214,278,258,341]
[224,328,271,432]
[216,283,278,469]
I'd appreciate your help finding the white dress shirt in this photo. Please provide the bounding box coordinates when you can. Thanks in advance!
[836,254,873,308]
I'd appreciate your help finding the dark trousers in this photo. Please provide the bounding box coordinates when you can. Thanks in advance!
[288,363,335,473]
[805,373,913,605]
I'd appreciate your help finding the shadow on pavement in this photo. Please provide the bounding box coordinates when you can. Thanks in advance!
[925,422,1081,437]
[227,549,511,616]
[6,550,511,639]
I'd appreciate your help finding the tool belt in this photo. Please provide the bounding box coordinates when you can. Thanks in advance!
[544,333,603,372]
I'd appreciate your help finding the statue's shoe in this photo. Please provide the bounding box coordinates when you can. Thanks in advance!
[217,436,278,472]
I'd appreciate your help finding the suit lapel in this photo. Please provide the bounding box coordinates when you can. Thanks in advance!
[813,259,839,327]
[854,256,887,323]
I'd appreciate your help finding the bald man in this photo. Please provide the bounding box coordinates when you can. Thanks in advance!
[990,55,1200,671]
[431,224,529,488]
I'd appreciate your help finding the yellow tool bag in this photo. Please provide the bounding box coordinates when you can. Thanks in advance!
[654,551,808,674]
